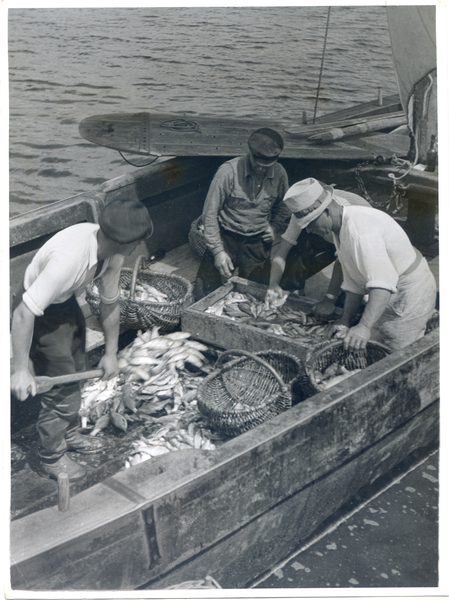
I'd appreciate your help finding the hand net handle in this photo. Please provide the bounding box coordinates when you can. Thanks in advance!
[130,254,146,298]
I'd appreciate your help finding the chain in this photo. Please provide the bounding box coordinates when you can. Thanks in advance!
[386,185,407,215]
[355,160,376,205]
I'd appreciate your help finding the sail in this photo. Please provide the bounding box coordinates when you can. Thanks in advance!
[386,6,437,163]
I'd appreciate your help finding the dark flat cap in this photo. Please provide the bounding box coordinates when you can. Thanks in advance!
[248,128,284,164]
[99,199,153,244]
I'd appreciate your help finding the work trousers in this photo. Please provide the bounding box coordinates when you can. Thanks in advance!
[280,231,336,292]
[29,296,86,461]
[371,258,437,351]
[193,229,272,300]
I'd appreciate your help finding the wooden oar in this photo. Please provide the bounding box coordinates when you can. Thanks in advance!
[35,369,104,394]
[284,110,405,136]
[307,114,407,144]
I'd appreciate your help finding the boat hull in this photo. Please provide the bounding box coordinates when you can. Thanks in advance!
[10,330,439,591]
[9,95,439,591]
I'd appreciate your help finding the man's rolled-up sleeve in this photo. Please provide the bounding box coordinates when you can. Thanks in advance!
[23,256,75,316]
[281,215,302,246]
[202,164,234,256]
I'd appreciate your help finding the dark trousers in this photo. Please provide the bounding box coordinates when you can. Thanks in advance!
[280,231,337,292]
[29,296,86,460]
[193,229,272,300]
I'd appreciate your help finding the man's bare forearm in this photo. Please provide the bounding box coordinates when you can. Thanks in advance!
[99,301,120,357]
[11,302,35,372]
[269,238,293,288]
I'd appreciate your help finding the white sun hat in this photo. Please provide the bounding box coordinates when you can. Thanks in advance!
[283,178,334,230]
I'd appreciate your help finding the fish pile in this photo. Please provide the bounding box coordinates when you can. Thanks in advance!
[120,282,169,303]
[91,282,169,303]
[314,363,361,390]
[205,291,332,346]
[125,417,223,468]
[79,327,227,467]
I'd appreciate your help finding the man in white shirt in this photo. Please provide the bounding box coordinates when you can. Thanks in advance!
[11,199,153,481]
[278,187,370,317]
[266,178,436,351]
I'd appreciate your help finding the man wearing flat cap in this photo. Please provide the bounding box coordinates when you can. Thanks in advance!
[267,178,436,351]
[193,128,291,299]
[10,199,153,481]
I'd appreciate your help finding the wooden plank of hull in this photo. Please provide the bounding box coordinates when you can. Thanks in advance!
[10,330,439,591]
[315,93,402,123]
[78,108,409,161]
[146,402,438,590]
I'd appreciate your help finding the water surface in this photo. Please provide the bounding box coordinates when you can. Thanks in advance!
[8,6,398,216]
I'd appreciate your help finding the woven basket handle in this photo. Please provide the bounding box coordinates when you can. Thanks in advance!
[130,254,146,299]
[307,340,391,363]
[216,349,288,392]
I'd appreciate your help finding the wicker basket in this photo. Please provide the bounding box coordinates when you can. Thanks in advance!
[304,340,391,394]
[85,255,193,332]
[197,349,293,437]
[254,350,303,406]
[188,215,208,258]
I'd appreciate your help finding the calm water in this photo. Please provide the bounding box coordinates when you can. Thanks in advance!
[8,6,398,216]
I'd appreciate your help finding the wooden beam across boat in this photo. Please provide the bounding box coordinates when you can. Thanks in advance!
[10,330,439,591]
[78,103,409,161]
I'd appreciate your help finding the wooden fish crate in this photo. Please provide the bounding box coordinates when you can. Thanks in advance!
[181,276,328,361]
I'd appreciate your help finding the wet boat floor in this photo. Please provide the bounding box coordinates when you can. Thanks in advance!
[11,419,156,521]
[253,450,439,589]
[10,352,224,522]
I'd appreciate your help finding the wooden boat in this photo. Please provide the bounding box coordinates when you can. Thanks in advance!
[9,147,440,591]
[9,6,439,592]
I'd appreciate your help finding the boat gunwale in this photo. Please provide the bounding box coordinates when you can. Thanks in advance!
[10,329,439,565]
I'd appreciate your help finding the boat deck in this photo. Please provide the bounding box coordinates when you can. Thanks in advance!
[10,241,439,523]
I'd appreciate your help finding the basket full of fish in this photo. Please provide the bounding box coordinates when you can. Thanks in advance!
[304,340,391,394]
[197,349,296,437]
[86,254,193,332]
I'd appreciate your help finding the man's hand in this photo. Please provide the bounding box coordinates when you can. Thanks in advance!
[261,225,275,243]
[265,285,284,309]
[312,297,337,322]
[98,353,119,380]
[214,251,234,279]
[343,323,371,351]
[11,368,37,401]
[325,319,349,341]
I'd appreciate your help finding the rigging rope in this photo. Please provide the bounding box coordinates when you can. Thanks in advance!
[387,73,434,184]
[313,7,331,124]
[118,151,161,168]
